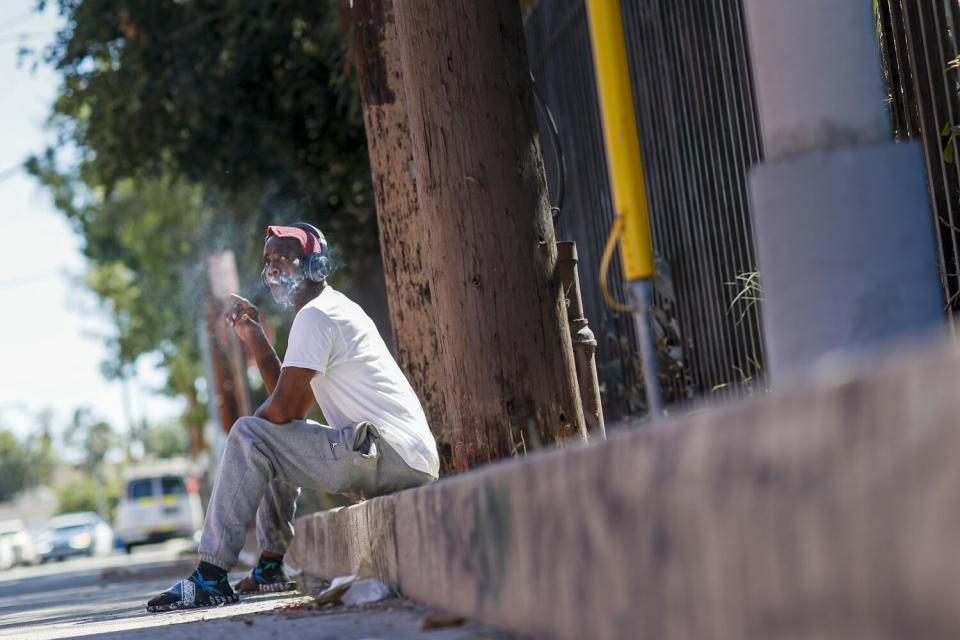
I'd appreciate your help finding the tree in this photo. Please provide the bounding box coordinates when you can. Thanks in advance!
[34,0,375,258]
[64,408,118,473]
[22,409,57,489]
[62,409,120,517]
[142,419,191,459]
[0,431,29,504]
[56,475,122,520]
[346,0,451,468]
[0,425,56,503]
[24,169,218,394]
[29,0,378,433]
[394,0,587,469]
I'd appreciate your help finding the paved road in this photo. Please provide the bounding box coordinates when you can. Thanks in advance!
[0,543,510,640]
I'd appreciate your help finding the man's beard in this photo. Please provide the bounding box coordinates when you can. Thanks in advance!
[266,272,304,309]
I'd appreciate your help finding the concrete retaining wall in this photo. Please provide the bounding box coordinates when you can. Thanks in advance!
[288,341,960,639]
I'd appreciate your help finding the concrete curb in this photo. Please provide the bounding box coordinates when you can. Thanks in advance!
[289,341,960,639]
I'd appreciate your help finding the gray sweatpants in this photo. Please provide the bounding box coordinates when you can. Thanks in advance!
[198,416,435,571]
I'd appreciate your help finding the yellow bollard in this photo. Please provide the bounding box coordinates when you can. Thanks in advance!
[585,0,655,282]
[586,0,664,418]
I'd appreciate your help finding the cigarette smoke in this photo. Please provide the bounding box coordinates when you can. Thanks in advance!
[265,270,304,309]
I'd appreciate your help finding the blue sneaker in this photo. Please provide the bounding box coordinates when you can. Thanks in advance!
[235,559,296,594]
[146,567,239,612]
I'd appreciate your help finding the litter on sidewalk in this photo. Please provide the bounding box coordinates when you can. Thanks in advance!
[313,575,393,607]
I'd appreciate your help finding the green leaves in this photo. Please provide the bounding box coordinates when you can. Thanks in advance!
[941,121,960,164]
[30,0,377,433]
[0,428,56,503]
[37,0,374,255]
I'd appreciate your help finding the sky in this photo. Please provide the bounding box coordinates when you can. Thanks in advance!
[0,2,183,442]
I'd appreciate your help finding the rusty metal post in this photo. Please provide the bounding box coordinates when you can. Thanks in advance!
[557,241,606,439]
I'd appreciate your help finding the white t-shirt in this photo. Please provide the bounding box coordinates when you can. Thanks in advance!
[282,286,440,478]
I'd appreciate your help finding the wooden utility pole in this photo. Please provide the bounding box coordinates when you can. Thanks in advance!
[394,0,587,470]
[346,0,453,470]
[207,251,252,430]
[204,302,244,433]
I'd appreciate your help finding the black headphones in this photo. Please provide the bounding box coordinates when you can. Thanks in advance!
[261,222,332,288]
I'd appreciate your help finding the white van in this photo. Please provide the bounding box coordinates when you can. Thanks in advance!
[113,460,204,553]
[0,519,37,566]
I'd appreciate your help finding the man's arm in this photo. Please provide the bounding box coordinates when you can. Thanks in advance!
[226,293,281,394]
[254,366,317,424]
[245,333,281,394]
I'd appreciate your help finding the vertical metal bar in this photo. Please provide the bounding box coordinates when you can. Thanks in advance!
[926,2,960,274]
[709,0,765,374]
[730,0,764,160]
[877,0,913,137]
[658,2,725,391]
[937,0,960,310]
[674,0,741,390]
[905,1,960,306]
[710,0,767,379]
[691,0,756,384]
[894,1,921,136]
[647,0,724,391]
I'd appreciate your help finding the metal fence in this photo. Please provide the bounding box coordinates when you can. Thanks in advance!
[877,1,960,314]
[525,0,765,419]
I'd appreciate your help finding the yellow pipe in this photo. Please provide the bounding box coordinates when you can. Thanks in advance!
[585,0,655,281]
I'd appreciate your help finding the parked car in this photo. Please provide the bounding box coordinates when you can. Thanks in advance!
[113,460,204,553]
[0,519,38,566]
[0,537,13,571]
[36,512,114,562]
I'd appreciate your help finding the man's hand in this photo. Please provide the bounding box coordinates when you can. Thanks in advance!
[226,293,282,393]
[225,293,265,344]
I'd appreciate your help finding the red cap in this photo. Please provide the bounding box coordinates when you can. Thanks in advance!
[265,225,320,255]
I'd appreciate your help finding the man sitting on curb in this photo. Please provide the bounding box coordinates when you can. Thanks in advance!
[147,223,440,612]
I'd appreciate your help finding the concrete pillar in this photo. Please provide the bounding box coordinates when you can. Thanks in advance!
[743,0,944,383]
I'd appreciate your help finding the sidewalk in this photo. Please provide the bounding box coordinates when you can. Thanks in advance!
[0,541,513,640]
